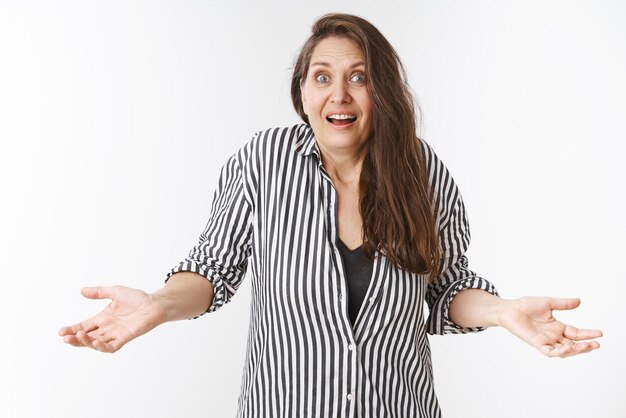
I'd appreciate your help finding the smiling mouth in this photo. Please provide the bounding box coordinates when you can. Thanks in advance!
[326,115,357,127]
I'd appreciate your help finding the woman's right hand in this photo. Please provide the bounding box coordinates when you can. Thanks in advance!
[58,285,165,353]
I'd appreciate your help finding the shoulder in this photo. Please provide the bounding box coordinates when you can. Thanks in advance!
[246,123,310,150]
[416,137,464,228]
[416,136,456,188]
[417,136,445,177]
[237,123,311,162]
[228,123,310,182]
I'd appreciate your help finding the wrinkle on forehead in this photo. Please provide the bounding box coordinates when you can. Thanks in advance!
[310,37,365,66]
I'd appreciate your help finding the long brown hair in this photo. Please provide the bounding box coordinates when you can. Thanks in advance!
[291,13,442,281]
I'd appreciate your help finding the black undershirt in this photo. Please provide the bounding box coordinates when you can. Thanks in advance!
[337,238,374,327]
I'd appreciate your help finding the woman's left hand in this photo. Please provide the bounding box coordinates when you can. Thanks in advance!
[497,296,603,358]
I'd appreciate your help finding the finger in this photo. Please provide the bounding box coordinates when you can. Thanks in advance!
[92,339,108,352]
[563,325,604,341]
[58,320,99,336]
[59,324,87,336]
[542,340,601,358]
[81,286,116,300]
[88,326,116,342]
[62,334,89,348]
[539,344,555,356]
[574,341,599,356]
[560,342,588,358]
[93,337,122,353]
[560,341,600,358]
[92,338,114,353]
[88,325,122,349]
[540,342,573,358]
[76,330,97,350]
[549,297,581,311]
[58,326,74,336]
[87,329,106,341]
[552,343,574,357]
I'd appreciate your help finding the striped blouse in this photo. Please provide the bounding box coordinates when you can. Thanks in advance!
[164,123,499,418]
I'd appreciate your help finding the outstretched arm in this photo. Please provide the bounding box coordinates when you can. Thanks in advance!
[58,272,214,353]
[448,289,603,358]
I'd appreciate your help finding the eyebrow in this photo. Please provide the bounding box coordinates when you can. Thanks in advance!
[310,60,365,69]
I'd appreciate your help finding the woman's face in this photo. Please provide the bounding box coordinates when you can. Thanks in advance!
[300,36,373,157]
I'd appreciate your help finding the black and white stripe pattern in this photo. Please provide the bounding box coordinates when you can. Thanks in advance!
[165,124,498,418]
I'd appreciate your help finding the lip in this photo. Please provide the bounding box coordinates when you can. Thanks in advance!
[325,110,357,118]
[325,110,358,130]
[325,117,357,130]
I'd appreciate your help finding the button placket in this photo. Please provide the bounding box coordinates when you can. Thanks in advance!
[322,162,359,417]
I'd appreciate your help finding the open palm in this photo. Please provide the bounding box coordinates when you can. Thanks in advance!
[498,296,602,358]
[58,286,164,353]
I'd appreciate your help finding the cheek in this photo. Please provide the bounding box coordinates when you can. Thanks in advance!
[303,91,324,117]
[359,93,373,116]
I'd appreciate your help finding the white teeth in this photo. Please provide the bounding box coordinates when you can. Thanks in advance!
[328,114,356,120]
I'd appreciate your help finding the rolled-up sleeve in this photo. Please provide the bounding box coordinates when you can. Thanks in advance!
[164,150,253,319]
[421,142,498,335]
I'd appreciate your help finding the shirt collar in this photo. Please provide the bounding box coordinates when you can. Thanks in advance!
[294,123,385,255]
[294,123,321,159]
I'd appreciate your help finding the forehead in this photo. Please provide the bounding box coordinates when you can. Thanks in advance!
[309,36,364,66]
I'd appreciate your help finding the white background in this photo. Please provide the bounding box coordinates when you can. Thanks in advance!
[1,1,624,417]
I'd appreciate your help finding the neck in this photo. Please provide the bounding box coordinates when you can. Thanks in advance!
[318,142,368,186]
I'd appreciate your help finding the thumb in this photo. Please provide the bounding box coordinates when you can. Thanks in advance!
[549,297,581,311]
[81,286,116,300]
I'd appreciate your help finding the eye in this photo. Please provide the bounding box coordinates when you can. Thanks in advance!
[350,73,366,83]
[315,74,330,83]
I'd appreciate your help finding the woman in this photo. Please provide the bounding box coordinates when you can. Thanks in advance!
[58,13,602,417]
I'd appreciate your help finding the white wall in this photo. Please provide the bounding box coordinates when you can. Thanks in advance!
[1,1,623,417]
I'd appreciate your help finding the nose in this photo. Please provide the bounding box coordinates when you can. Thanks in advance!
[330,79,351,104]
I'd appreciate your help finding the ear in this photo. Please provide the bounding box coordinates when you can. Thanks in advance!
[300,81,308,115]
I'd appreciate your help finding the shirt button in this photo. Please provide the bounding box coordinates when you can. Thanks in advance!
[339,293,343,301]
[348,344,354,351]
[369,296,375,302]
[347,394,353,401]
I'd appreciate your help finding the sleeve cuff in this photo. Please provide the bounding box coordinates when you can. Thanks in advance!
[164,260,227,319]
[427,276,499,335]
